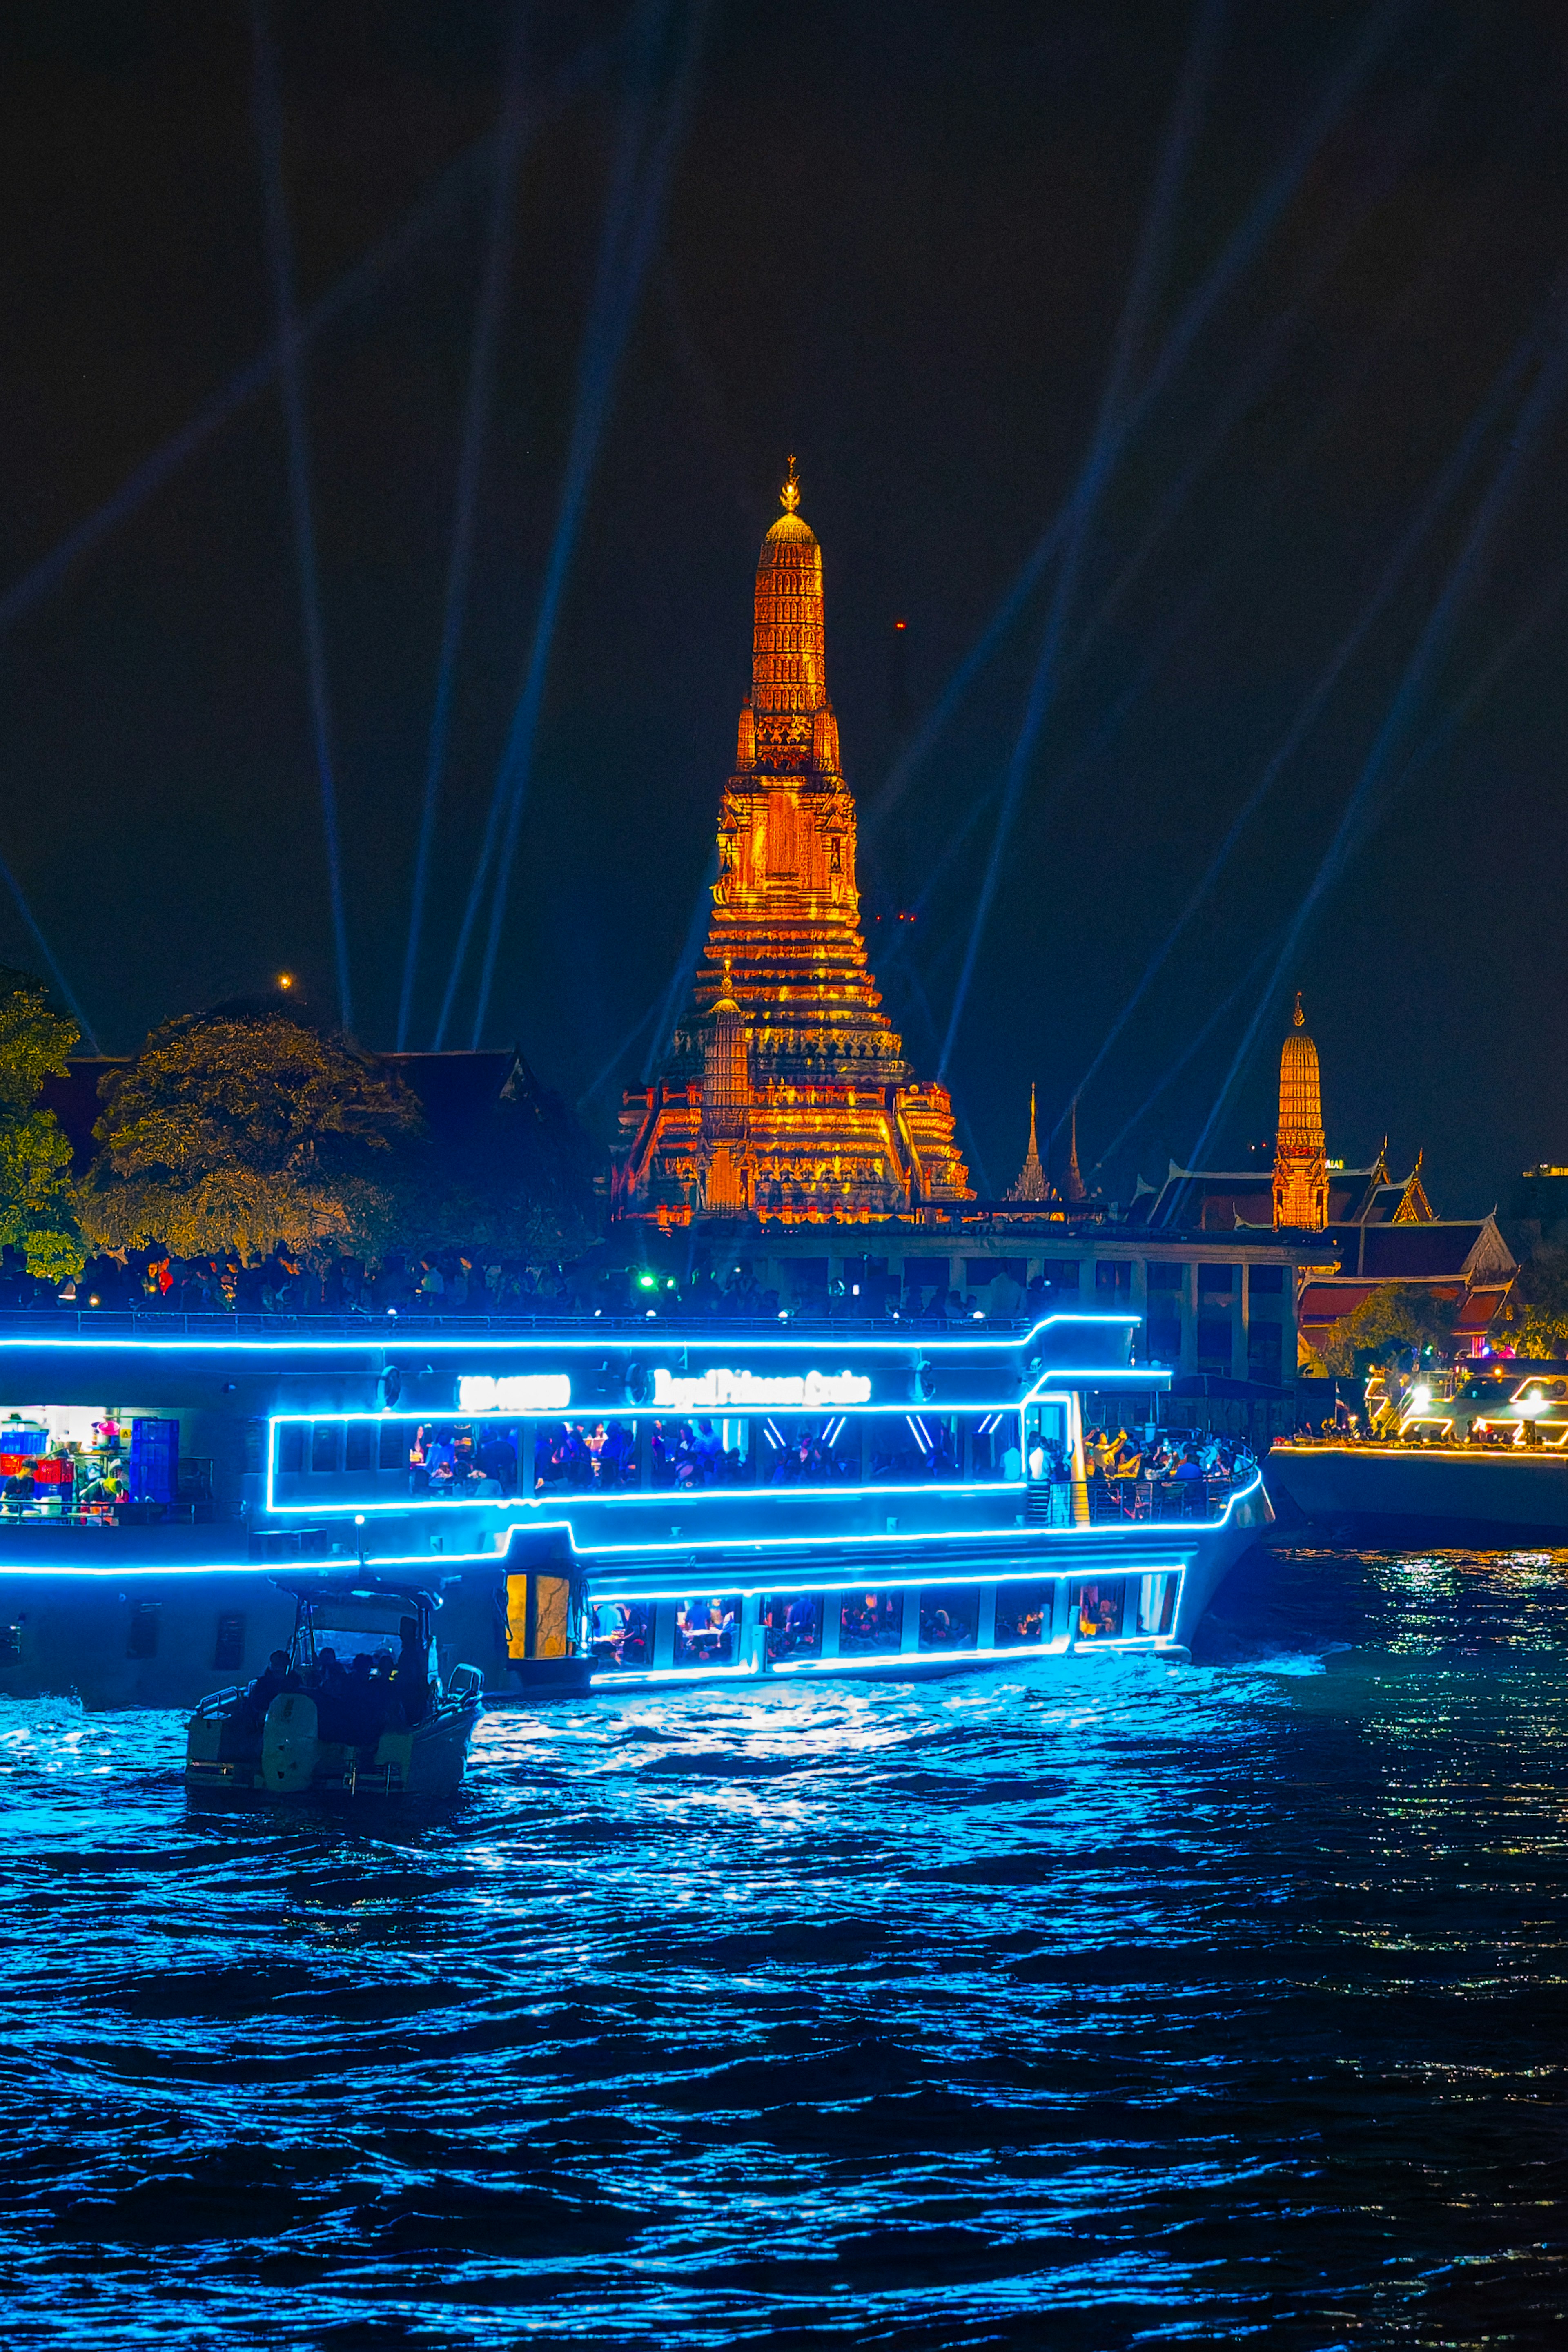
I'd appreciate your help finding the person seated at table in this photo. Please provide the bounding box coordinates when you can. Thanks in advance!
[79,1467,125,1508]
[840,1594,877,1647]
[1108,1445,1142,1482]
[598,1420,635,1486]
[1,1469,35,1515]
[679,1599,722,1652]
[1172,1447,1204,1482]
[477,1431,517,1491]
[785,1595,817,1646]
[590,1598,631,1660]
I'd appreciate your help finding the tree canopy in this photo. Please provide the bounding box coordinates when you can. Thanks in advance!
[1492,1242,1568,1358]
[0,965,83,1279]
[78,1011,421,1264]
[1317,1281,1459,1378]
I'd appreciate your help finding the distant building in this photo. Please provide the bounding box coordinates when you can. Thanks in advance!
[613,464,971,1226]
[1130,994,1512,1362]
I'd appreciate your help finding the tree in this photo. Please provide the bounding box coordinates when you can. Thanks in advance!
[385,1063,597,1265]
[1492,1242,1568,1357]
[0,965,85,1279]
[1319,1281,1459,1379]
[78,1011,421,1264]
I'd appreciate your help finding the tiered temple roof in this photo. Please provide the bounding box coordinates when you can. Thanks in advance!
[614,465,971,1224]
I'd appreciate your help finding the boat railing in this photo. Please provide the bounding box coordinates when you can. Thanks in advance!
[1075,1474,1253,1525]
[190,1683,246,1719]
[0,1305,1094,1340]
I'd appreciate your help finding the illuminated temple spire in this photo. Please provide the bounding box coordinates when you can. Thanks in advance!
[1007,1086,1051,1203]
[615,465,971,1222]
[1272,990,1329,1231]
[1063,1097,1087,1206]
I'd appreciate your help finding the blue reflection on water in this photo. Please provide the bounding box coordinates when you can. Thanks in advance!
[3,1541,1567,2346]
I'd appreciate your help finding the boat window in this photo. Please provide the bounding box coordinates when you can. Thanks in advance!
[126,1602,160,1659]
[1074,1580,1125,1639]
[1146,1261,1183,1291]
[212,1612,246,1672]
[311,1422,343,1474]
[587,1598,652,1668]
[995,1582,1052,1647]
[918,1585,978,1650]
[1135,1573,1177,1635]
[764,1592,822,1663]
[867,1414,958,1481]
[645,1415,746,1489]
[839,1589,904,1656]
[344,1422,374,1474]
[277,1423,305,1475]
[378,1419,405,1470]
[673,1594,742,1666]
[407,1420,521,1498]
[968,1413,1022,1480]
[761,1414,862,1485]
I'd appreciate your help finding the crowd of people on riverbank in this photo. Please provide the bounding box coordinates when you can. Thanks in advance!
[22,1246,1074,1324]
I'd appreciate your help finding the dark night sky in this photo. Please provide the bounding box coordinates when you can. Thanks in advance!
[1,0,1566,1217]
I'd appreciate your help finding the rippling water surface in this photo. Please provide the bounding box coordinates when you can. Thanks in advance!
[4,1542,1568,2350]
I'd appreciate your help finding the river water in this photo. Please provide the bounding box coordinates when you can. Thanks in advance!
[3,1541,1566,2350]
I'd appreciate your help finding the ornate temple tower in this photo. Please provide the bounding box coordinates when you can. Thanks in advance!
[1007,1086,1052,1203]
[1272,992,1329,1231]
[615,464,971,1223]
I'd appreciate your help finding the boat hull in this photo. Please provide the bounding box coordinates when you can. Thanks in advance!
[0,1482,1270,1708]
[185,1688,481,1801]
[1268,1442,1568,1544]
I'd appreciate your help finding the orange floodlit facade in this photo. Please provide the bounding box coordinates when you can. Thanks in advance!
[1272,992,1330,1232]
[614,464,971,1225]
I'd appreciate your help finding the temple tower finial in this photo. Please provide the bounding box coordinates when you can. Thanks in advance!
[780,454,800,513]
[1293,989,1305,1028]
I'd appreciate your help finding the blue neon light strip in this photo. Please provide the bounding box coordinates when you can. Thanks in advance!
[588,1558,1187,1603]
[0,1312,1141,1358]
[0,1477,1260,1590]
[595,1628,1187,1689]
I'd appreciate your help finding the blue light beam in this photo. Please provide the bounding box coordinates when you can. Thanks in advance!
[1062,308,1542,1129]
[436,0,713,1051]
[1186,274,1568,1174]
[396,5,533,1052]
[937,0,1228,1080]
[249,0,352,1030]
[0,35,612,645]
[867,0,1421,846]
[0,854,99,1048]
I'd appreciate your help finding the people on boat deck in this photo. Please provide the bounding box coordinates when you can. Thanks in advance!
[392,1616,429,1725]
[244,1648,300,1716]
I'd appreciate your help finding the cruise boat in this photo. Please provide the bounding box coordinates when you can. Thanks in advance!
[0,1309,1270,1708]
[1270,1363,1568,1541]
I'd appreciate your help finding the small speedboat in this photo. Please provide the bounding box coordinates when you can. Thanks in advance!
[185,1576,482,1800]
